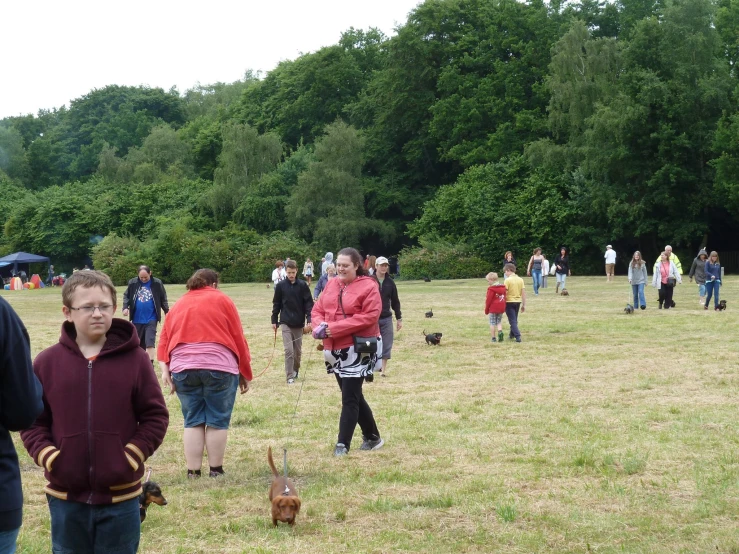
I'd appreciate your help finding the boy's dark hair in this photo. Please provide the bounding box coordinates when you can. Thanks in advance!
[285,260,298,270]
[62,271,117,308]
[504,263,516,274]
[187,269,219,290]
[337,248,367,277]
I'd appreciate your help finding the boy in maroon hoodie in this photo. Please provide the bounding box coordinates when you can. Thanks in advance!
[21,271,168,554]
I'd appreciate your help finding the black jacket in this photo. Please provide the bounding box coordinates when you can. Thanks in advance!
[554,255,570,275]
[272,279,314,327]
[122,277,169,323]
[0,297,44,531]
[377,276,402,320]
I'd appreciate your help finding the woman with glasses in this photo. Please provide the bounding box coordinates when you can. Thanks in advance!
[157,269,252,479]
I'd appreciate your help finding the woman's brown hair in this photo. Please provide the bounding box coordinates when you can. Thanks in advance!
[337,248,367,277]
[631,250,644,268]
[187,269,219,290]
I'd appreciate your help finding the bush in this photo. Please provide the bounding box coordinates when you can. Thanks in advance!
[397,241,489,280]
[91,233,145,286]
[224,232,315,282]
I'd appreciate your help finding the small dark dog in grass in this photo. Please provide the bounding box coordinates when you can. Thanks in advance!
[139,481,167,523]
[423,330,442,345]
[718,300,727,311]
[624,304,634,314]
[425,308,433,318]
[560,289,569,296]
[423,276,431,282]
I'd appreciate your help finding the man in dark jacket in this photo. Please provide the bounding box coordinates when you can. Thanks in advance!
[122,265,169,365]
[374,257,402,375]
[271,260,313,384]
[0,297,44,553]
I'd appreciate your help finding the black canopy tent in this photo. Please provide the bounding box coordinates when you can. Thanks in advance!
[0,251,51,277]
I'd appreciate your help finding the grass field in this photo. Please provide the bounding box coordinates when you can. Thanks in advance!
[3,276,739,553]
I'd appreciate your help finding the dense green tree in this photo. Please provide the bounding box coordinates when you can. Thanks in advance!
[204,123,283,225]
[0,126,30,182]
[238,29,386,147]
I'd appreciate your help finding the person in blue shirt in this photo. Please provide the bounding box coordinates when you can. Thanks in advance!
[122,265,169,366]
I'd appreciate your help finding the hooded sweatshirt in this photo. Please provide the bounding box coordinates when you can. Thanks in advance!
[0,298,43,531]
[322,252,334,276]
[21,319,168,505]
[688,249,708,285]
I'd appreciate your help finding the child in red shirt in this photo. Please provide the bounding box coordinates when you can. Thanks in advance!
[485,272,507,343]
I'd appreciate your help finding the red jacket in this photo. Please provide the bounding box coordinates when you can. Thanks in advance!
[157,287,252,381]
[20,319,168,505]
[311,276,381,350]
[485,285,507,315]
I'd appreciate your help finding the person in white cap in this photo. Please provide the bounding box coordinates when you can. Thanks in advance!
[604,245,617,282]
[373,256,402,376]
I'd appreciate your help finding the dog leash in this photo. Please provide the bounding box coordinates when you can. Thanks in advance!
[251,328,278,380]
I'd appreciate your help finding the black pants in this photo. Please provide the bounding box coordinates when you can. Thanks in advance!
[658,285,674,308]
[335,374,380,450]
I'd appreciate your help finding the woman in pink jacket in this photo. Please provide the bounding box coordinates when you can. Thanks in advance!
[312,247,384,457]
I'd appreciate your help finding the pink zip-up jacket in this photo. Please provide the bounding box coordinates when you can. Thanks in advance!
[311,276,381,350]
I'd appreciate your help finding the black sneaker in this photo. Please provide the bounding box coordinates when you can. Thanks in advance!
[359,436,384,451]
[209,470,225,478]
[334,443,348,456]
[491,337,497,343]
[515,337,522,343]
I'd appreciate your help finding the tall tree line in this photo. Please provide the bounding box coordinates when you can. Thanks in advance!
[1,0,737,277]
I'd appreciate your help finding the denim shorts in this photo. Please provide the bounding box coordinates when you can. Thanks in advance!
[172,370,239,429]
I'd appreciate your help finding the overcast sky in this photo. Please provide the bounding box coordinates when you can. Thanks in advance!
[0,0,422,119]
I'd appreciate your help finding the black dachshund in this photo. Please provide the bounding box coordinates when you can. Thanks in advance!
[624,304,634,314]
[718,300,727,311]
[140,481,167,523]
[423,330,442,345]
[423,276,431,282]
[425,308,433,318]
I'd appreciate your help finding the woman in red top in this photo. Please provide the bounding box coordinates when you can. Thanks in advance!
[158,269,252,478]
[312,248,384,456]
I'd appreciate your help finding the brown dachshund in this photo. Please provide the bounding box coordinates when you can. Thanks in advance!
[268,447,301,526]
[139,481,167,523]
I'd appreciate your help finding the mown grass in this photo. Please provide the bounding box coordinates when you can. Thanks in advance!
[3,276,739,553]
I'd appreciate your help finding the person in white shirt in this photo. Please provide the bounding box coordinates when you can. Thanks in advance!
[271,261,287,285]
[604,245,617,282]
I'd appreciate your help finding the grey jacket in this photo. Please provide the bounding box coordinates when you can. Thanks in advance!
[652,260,681,290]
[688,250,708,285]
[627,263,648,285]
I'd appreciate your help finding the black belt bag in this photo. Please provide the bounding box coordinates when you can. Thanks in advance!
[353,336,378,354]
[339,287,378,355]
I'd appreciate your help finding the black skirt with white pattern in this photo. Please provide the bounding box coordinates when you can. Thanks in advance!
[324,336,382,379]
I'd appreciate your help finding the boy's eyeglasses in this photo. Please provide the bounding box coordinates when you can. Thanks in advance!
[68,305,115,315]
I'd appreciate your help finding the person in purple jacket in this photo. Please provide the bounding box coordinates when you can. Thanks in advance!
[704,251,722,310]
[21,271,168,554]
[0,297,43,554]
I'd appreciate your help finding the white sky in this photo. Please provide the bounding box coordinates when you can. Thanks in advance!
[0,0,422,119]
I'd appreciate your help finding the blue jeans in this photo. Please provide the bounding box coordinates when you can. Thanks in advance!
[631,284,646,308]
[531,270,542,294]
[0,528,19,554]
[172,370,239,429]
[47,496,140,554]
[705,280,720,308]
[698,283,706,297]
[556,273,566,288]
